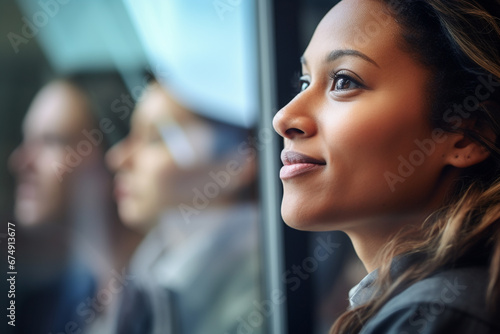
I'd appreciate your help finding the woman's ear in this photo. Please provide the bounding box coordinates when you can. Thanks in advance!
[445,102,498,168]
[445,132,491,168]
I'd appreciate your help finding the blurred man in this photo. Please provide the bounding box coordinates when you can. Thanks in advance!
[10,81,94,226]
[9,75,139,334]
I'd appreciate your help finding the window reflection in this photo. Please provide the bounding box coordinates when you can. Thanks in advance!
[3,1,264,333]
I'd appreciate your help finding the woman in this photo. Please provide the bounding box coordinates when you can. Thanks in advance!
[105,79,261,334]
[273,0,500,333]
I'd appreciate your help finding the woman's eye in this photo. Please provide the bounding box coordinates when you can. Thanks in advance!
[147,134,163,144]
[298,75,310,92]
[333,75,361,91]
[141,129,163,144]
[300,81,309,92]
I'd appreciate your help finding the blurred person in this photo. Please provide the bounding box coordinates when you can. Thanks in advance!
[105,78,262,334]
[8,73,140,334]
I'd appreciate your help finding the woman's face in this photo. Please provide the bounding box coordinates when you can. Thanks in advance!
[107,84,214,231]
[273,0,453,232]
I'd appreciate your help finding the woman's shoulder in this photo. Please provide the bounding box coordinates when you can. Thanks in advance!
[361,266,500,334]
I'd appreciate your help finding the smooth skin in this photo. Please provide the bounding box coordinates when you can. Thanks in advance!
[106,83,217,232]
[273,0,490,272]
[9,81,96,226]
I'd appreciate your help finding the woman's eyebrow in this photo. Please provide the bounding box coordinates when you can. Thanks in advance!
[300,49,380,68]
[327,49,379,67]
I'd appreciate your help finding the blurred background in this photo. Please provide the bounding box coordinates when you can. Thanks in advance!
[0,0,364,333]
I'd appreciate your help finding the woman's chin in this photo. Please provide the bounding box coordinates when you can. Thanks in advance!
[281,208,328,231]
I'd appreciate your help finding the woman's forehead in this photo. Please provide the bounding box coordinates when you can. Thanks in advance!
[303,0,400,68]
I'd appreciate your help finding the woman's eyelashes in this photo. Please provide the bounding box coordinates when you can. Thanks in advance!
[331,72,364,91]
[299,75,311,92]
[292,73,311,94]
[297,70,365,94]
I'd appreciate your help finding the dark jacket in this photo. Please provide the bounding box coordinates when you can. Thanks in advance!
[349,255,500,334]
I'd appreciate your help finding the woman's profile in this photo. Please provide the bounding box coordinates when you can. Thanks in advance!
[273,0,500,333]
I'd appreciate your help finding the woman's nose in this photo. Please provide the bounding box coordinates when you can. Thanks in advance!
[272,94,317,140]
[106,139,132,172]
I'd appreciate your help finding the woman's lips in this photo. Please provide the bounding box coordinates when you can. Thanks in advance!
[280,150,326,179]
[114,183,131,201]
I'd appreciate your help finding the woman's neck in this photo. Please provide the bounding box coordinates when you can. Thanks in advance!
[345,215,425,273]
[346,170,459,273]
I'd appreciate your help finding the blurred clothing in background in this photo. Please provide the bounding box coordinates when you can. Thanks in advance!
[114,205,260,334]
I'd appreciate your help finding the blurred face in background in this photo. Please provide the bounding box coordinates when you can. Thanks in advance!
[106,83,215,232]
[9,81,94,226]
